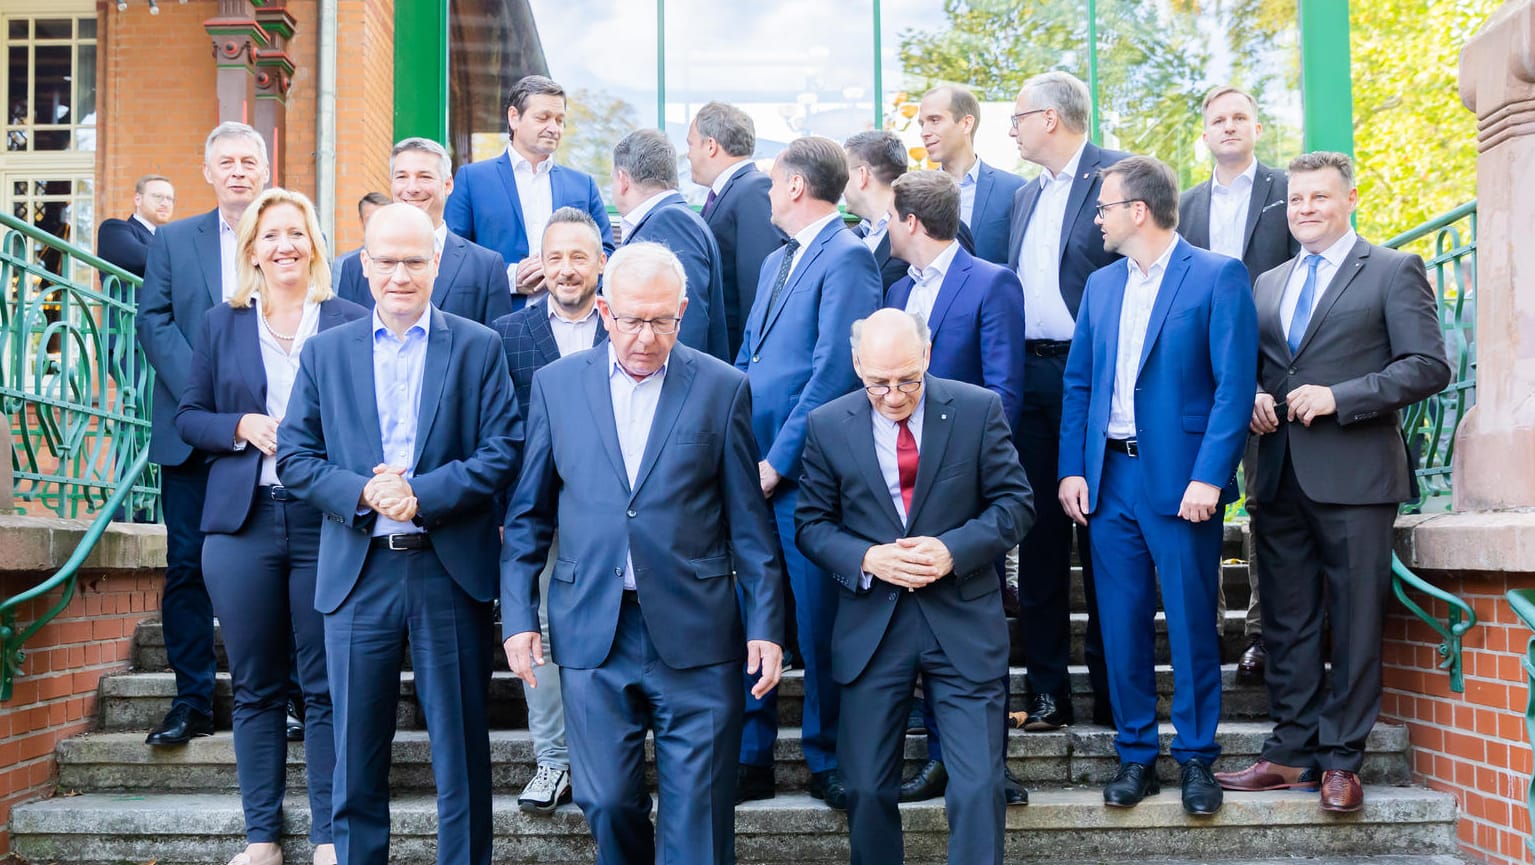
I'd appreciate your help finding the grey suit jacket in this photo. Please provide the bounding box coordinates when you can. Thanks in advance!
[1178,160,1299,288]
[1251,238,1451,506]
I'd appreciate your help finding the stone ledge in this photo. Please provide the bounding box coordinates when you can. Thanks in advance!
[0,515,166,574]
[1394,510,1535,575]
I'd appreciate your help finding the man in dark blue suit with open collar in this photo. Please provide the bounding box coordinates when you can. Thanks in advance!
[277,203,522,865]
[445,74,614,310]
[336,138,511,327]
[97,174,175,278]
[918,85,1025,266]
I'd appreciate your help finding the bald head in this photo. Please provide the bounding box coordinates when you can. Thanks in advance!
[363,203,441,335]
[852,309,930,422]
[365,202,436,251]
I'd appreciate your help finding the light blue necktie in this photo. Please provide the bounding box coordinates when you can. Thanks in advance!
[1287,254,1324,355]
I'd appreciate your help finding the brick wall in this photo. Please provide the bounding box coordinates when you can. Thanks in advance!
[330,0,395,255]
[0,569,162,855]
[1382,571,1535,865]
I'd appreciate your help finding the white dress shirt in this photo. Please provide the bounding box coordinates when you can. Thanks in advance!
[608,343,668,590]
[904,241,959,325]
[958,157,983,226]
[218,215,239,302]
[1280,229,1358,344]
[861,214,889,253]
[1207,159,1257,261]
[132,213,158,234]
[620,189,674,240]
[860,399,926,589]
[710,158,753,196]
[432,220,447,254]
[1107,236,1179,438]
[508,144,555,255]
[548,303,600,358]
[252,297,321,486]
[1017,141,1087,340]
[787,211,843,283]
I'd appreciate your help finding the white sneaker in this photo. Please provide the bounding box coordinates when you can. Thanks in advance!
[518,763,572,814]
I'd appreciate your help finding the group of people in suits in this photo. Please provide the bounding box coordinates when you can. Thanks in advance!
[111,63,1450,865]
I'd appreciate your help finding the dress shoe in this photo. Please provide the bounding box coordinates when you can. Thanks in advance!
[1023,691,1073,731]
[1004,767,1029,806]
[1236,635,1267,684]
[906,697,927,734]
[809,769,847,810]
[735,764,775,804]
[1214,759,1319,792]
[1180,758,1223,815]
[226,842,282,865]
[1319,769,1364,813]
[285,699,305,743]
[145,705,214,746]
[899,759,947,802]
[1103,761,1159,807]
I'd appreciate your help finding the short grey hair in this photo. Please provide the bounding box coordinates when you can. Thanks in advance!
[1289,150,1354,187]
[204,121,268,166]
[850,311,930,353]
[1022,71,1092,135]
[613,129,679,191]
[391,137,452,181]
[693,102,755,158]
[543,206,604,251]
[602,241,687,308]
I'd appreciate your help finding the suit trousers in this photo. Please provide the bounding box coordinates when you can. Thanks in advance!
[325,547,493,865]
[740,486,839,773]
[1015,354,1108,703]
[1091,450,1224,765]
[1216,435,1265,637]
[160,458,217,715]
[527,538,568,770]
[1253,450,1396,773]
[562,593,743,865]
[202,490,334,843]
[840,593,1005,865]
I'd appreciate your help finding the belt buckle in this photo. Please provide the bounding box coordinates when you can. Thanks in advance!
[387,534,408,551]
[1125,439,1139,458]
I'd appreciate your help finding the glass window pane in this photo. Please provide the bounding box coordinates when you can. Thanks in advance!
[75,42,96,151]
[32,43,71,150]
[9,20,27,40]
[78,16,96,40]
[9,44,29,151]
[34,19,70,40]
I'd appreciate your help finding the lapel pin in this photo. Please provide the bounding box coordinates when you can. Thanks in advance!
[941,413,948,420]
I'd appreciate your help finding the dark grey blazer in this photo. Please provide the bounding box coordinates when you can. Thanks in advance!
[1178,159,1299,288]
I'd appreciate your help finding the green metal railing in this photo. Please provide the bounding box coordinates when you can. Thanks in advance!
[1507,589,1535,855]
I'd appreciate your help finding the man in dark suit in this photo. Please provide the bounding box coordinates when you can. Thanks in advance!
[136,121,270,747]
[331,191,390,293]
[1059,156,1258,815]
[97,174,174,277]
[277,203,522,865]
[611,129,729,361]
[336,138,512,327]
[796,308,1033,865]
[842,130,911,291]
[445,74,614,310]
[919,85,1025,266]
[501,241,785,865]
[1178,86,1299,681]
[1005,70,1128,729]
[686,101,786,359]
[735,135,883,807]
[1215,152,1450,813]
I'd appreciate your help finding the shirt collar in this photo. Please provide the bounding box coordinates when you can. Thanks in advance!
[1311,229,1359,268]
[433,221,448,254]
[907,240,961,286]
[793,210,843,249]
[218,214,238,236]
[871,393,926,433]
[962,156,983,187]
[1127,235,1180,282]
[548,302,599,325]
[622,189,675,235]
[863,213,889,238]
[132,213,158,234]
[607,341,668,384]
[710,159,753,195]
[371,303,432,342]
[507,144,555,177]
[1211,158,1257,194]
[1039,141,1087,188]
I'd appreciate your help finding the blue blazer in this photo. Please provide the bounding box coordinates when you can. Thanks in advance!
[500,344,785,670]
[624,192,730,361]
[335,229,512,327]
[884,246,1027,432]
[175,298,369,534]
[136,209,227,466]
[1058,238,1258,515]
[276,307,524,614]
[968,159,1026,266]
[703,164,786,356]
[444,152,615,310]
[735,217,883,482]
[1006,141,1130,318]
[491,300,608,415]
[97,215,153,278]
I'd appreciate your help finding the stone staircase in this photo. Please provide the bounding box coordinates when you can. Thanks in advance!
[8,524,1463,864]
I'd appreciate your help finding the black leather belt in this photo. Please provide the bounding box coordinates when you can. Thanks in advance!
[1106,438,1139,457]
[258,485,292,501]
[1025,339,1072,358]
[370,533,432,551]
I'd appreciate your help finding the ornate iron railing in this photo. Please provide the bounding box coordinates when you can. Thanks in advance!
[1509,589,1535,855]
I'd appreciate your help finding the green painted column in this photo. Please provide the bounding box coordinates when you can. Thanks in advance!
[394,0,449,144]
[1298,0,1354,157]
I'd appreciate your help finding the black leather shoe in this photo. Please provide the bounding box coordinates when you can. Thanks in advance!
[899,759,948,802]
[735,764,775,804]
[906,697,927,734]
[1004,766,1029,806]
[1023,691,1074,731]
[1180,758,1223,815]
[809,769,847,810]
[1236,635,1267,685]
[285,699,305,742]
[1103,761,1159,807]
[145,705,214,746]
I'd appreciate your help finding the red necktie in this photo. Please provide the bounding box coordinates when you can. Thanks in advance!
[897,419,918,516]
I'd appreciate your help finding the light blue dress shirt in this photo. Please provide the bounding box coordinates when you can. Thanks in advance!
[608,343,668,589]
[370,305,431,537]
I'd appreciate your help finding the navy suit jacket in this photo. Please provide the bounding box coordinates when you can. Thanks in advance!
[491,299,608,415]
[335,229,513,327]
[1059,238,1258,515]
[501,344,786,670]
[795,377,1034,684]
[175,298,369,534]
[703,163,786,359]
[884,246,1026,432]
[735,216,883,482]
[444,152,615,311]
[968,159,1026,265]
[867,222,975,291]
[276,307,523,614]
[624,192,730,361]
[97,215,153,278]
[136,209,228,466]
[1006,142,1131,319]
[1178,160,1299,288]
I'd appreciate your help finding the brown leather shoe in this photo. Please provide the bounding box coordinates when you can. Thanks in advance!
[1319,769,1364,813]
[1236,635,1266,684]
[1213,760,1319,791]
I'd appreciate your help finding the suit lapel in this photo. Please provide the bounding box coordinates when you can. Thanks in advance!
[905,380,955,528]
[1009,183,1041,264]
[1263,257,1299,351]
[433,232,467,308]
[232,308,267,406]
[1241,164,1272,254]
[1136,241,1193,377]
[628,349,695,502]
[706,164,753,228]
[1184,182,1212,249]
[317,298,350,332]
[494,153,529,244]
[582,351,630,492]
[412,308,452,464]
[844,398,905,537]
[925,247,971,337]
[349,324,385,464]
[592,316,609,347]
[1097,266,1127,399]
[1295,239,1370,357]
[971,160,995,226]
[528,306,561,366]
[196,210,224,307]
[1059,144,1102,257]
[754,218,840,351]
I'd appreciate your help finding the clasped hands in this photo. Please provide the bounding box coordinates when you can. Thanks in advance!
[1252,385,1335,433]
[862,536,954,592]
[359,464,417,522]
[504,631,784,699]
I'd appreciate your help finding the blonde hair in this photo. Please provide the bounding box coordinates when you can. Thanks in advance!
[231,188,335,309]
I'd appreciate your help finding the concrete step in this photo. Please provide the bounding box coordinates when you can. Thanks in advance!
[1068,609,1253,666]
[9,786,1457,865]
[1068,562,1253,613]
[54,721,1409,795]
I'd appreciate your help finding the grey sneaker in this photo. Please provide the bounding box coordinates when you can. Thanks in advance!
[519,763,572,814]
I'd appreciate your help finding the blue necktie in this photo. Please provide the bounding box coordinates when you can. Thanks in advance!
[1287,254,1324,355]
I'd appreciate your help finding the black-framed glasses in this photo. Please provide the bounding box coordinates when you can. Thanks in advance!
[610,314,680,335]
[366,255,433,275]
[863,380,923,396]
[1009,108,1048,129]
[1095,199,1143,219]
